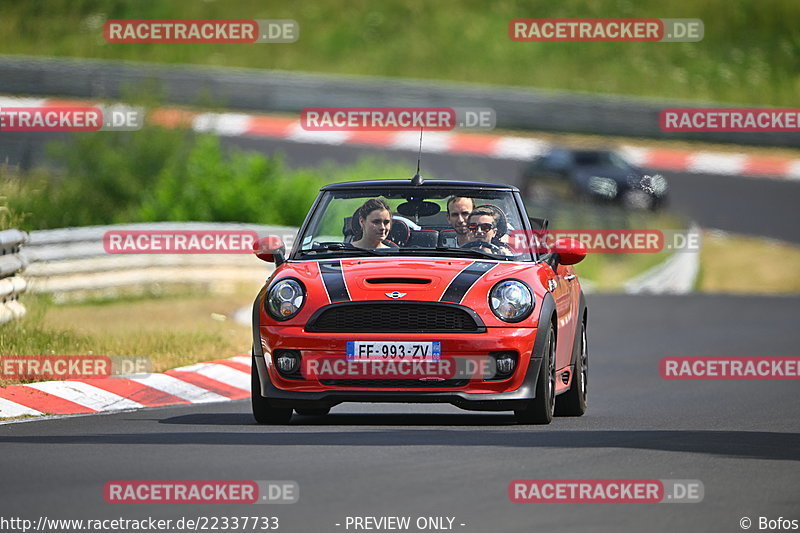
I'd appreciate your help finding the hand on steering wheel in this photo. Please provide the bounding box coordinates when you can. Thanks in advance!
[461,240,504,255]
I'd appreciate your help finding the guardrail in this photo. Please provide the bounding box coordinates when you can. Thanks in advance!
[18,222,294,303]
[0,228,28,323]
[1,55,797,148]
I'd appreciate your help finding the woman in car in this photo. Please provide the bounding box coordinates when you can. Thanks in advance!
[351,198,394,249]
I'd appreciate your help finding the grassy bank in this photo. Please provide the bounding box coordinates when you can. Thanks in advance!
[698,231,800,293]
[0,0,797,106]
[0,287,258,387]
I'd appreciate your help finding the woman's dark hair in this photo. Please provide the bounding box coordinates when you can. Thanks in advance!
[358,198,392,220]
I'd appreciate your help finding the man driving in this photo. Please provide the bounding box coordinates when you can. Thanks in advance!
[465,206,513,256]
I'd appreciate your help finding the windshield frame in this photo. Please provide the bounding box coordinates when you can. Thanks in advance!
[288,184,538,262]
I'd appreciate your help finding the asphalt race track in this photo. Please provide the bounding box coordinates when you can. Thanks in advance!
[2,294,798,533]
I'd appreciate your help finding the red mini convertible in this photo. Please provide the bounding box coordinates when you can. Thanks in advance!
[251,178,588,424]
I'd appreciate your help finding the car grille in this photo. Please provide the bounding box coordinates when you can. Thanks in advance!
[306,303,482,333]
[320,379,469,388]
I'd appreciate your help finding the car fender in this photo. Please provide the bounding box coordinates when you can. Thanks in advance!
[252,286,268,358]
[523,291,556,397]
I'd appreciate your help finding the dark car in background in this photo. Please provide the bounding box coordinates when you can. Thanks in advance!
[522,148,669,210]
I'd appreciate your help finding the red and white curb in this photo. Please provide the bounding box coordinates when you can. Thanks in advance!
[2,96,799,181]
[0,355,252,423]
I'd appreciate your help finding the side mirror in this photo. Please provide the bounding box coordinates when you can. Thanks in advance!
[253,236,286,265]
[552,237,587,265]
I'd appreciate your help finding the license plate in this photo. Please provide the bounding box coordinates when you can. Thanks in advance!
[346,341,441,361]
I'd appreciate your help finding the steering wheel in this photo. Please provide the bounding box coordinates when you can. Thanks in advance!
[461,240,504,255]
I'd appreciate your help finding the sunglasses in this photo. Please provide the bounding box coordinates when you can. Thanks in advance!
[468,222,495,232]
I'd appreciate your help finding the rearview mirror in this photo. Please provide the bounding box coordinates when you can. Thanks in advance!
[253,236,286,265]
[552,238,587,265]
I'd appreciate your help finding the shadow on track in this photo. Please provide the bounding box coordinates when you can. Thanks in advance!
[2,416,799,462]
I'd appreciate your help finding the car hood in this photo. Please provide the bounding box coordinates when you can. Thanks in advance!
[266,257,549,326]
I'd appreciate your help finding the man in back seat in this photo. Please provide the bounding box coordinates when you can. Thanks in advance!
[444,196,475,247]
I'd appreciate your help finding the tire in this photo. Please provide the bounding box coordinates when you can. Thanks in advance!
[295,408,331,416]
[515,325,556,425]
[251,355,293,425]
[555,319,588,417]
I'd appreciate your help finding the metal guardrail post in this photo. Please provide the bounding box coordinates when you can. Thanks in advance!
[0,228,29,324]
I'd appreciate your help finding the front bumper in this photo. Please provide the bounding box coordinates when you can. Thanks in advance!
[253,326,543,411]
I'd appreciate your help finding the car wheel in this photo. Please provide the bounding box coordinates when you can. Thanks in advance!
[251,355,293,425]
[515,325,556,425]
[295,408,331,416]
[555,319,588,416]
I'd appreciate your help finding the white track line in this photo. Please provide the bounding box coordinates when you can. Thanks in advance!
[287,122,352,145]
[0,96,48,107]
[391,131,452,152]
[786,161,800,181]
[193,112,253,137]
[230,355,253,366]
[687,152,748,175]
[25,381,143,411]
[127,373,229,403]
[0,397,43,418]
[492,137,550,160]
[173,363,250,391]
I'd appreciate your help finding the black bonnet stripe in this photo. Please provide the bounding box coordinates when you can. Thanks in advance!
[319,260,350,303]
[440,261,496,303]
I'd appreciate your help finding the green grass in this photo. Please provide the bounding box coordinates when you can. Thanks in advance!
[0,0,797,106]
[0,288,258,387]
[555,207,687,289]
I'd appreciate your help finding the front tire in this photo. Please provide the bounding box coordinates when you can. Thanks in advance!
[555,319,588,416]
[252,355,293,425]
[515,325,556,425]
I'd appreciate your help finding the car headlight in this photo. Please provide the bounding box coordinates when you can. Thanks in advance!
[588,176,618,198]
[266,278,305,321]
[489,280,534,322]
[646,174,668,195]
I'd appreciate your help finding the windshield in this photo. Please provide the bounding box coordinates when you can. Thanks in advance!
[574,151,632,169]
[293,187,533,261]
